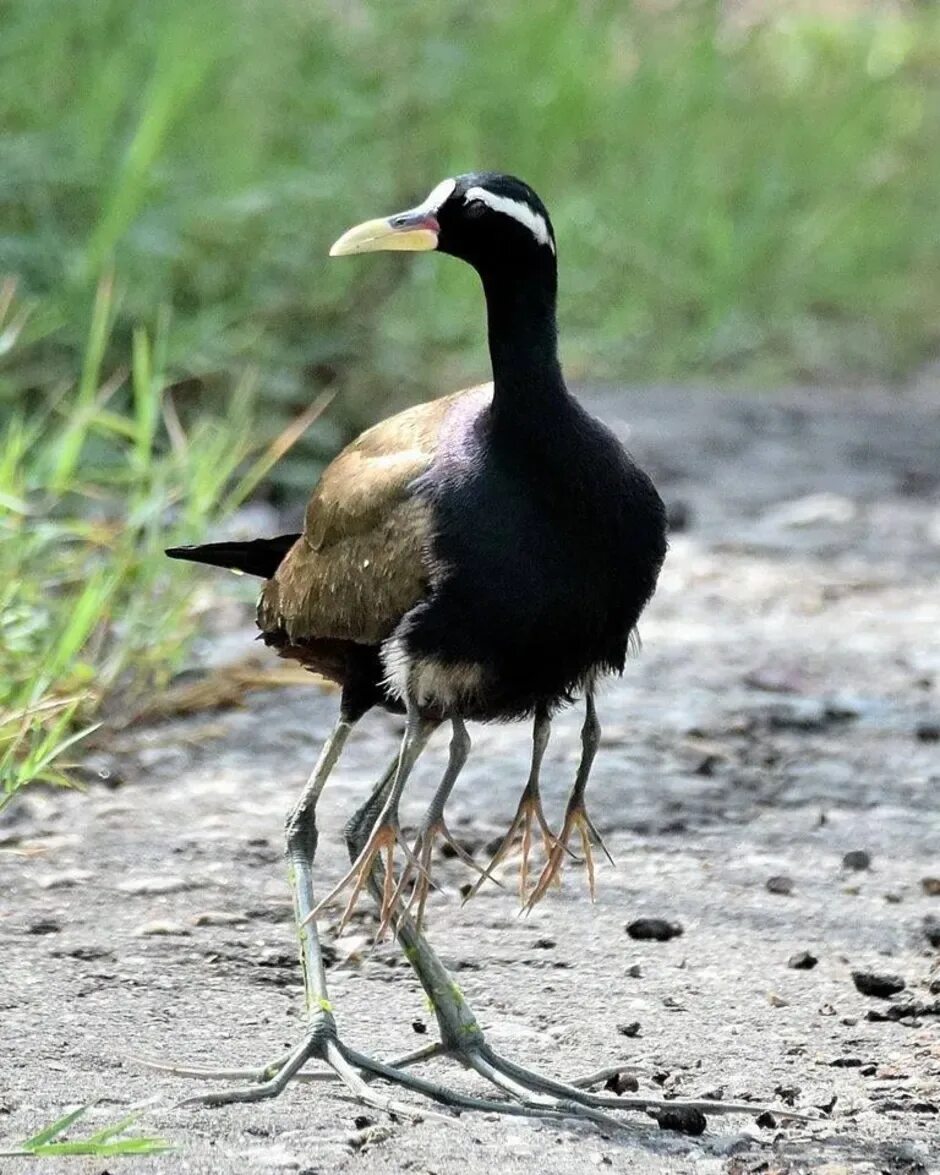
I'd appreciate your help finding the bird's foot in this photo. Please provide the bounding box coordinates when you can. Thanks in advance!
[464,784,562,906]
[387,817,488,935]
[134,1021,444,1120]
[524,794,614,911]
[136,1035,806,1129]
[308,814,426,932]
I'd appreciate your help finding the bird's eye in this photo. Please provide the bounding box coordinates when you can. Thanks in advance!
[465,200,486,220]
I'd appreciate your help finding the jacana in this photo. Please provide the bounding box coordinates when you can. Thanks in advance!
[163,173,676,1123]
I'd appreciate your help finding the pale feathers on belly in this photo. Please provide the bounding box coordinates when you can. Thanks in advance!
[381,636,485,709]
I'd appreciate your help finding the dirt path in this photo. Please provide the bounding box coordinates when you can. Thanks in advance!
[2,385,939,1174]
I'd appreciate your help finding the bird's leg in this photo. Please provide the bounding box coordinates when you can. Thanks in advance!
[154,714,442,1119]
[342,780,790,1127]
[524,690,613,911]
[390,717,487,933]
[310,698,438,930]
[465,708,558,905]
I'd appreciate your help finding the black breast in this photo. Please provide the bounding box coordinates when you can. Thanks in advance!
[400,393,667,720]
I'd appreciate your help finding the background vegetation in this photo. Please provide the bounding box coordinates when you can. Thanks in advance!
[3,0,940,799]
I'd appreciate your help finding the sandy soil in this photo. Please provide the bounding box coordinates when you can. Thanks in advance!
[2,384,939,1174]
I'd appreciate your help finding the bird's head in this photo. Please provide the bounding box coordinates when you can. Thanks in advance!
[329,172,556,273]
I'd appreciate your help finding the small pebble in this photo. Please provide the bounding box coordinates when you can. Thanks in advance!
[37,869,93,890]
[766,875,794,895]
[755,1111,777,1129]
[788,951,818,970]
[533,937,556,949]
[134,920,192,937]
[915,722,940,743]
[666,499,692,533]
[842,850,871,871]
[411,1019,427,1035]
[921,877,940,897]
[618,1021,641,1037]
[626,918,683,942]
[767,992,789,1008]
[924,916,940,948]
[626,963,643,978]
[192,910,249,927]
[851,970,905,998]
[604,1071,639,1095]
[27,918,62,935]
[654,1106,707,1136]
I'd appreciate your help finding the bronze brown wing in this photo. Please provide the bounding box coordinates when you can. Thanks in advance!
[258,386,488,649]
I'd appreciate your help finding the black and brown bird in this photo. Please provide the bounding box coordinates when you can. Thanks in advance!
[163,173,671,1122]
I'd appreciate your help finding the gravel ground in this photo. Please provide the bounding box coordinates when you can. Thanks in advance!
[2,384,939,1174]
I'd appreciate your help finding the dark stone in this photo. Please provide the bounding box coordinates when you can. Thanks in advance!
[866,1001,940,1023]
[654,1106,707,1135]
[618,1021,642,1037]
[604,1071,639,1095]
[915,722,940,743]
[766,875,794,895]
[755,1111,777,1129]
[27,918,62,935]
[852,970,906,998]
[842,850,871,871]
[533,937,556,949]
[411,1019,427,1035]
[787,951,818,970]
[924,916,940,948]
[665,499,692,533]
[625,917,683,941]
[921,877,940,896]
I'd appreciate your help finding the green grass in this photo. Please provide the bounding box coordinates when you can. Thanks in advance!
[1,1104,171,1158]
[3,1,940,800]
[4,3,940,445]
[0,278,319,807]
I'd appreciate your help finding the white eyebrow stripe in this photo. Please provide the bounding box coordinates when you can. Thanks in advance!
[415,177,457,215]
[464,186,555,252]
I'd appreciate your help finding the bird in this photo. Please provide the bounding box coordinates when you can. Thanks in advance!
[161,172,672,1125]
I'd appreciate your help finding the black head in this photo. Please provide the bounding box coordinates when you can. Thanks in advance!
[329,172,556,275]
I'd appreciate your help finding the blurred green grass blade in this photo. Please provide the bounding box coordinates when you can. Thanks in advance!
[221,389,335,514]
[12,1105,171,1157]
[131,325,158,467]
[17,1105,90,1149]
[51,273,115,491]
[83,10,222,276]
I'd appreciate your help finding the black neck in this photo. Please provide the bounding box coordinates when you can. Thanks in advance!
[478,258,567,424]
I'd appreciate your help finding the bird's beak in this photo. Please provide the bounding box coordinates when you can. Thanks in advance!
[329,207,439,257]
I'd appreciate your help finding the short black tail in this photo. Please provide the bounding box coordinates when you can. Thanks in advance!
[165,534,300,580]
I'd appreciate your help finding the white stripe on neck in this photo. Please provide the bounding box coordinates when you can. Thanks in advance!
[464,187,554,252]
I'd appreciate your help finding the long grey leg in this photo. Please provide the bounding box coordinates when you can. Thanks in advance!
[524,689,613,909]
[392,717,488,931]
[311,696,438,928]
[286,716,356,1019]
[466,706,558,904]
